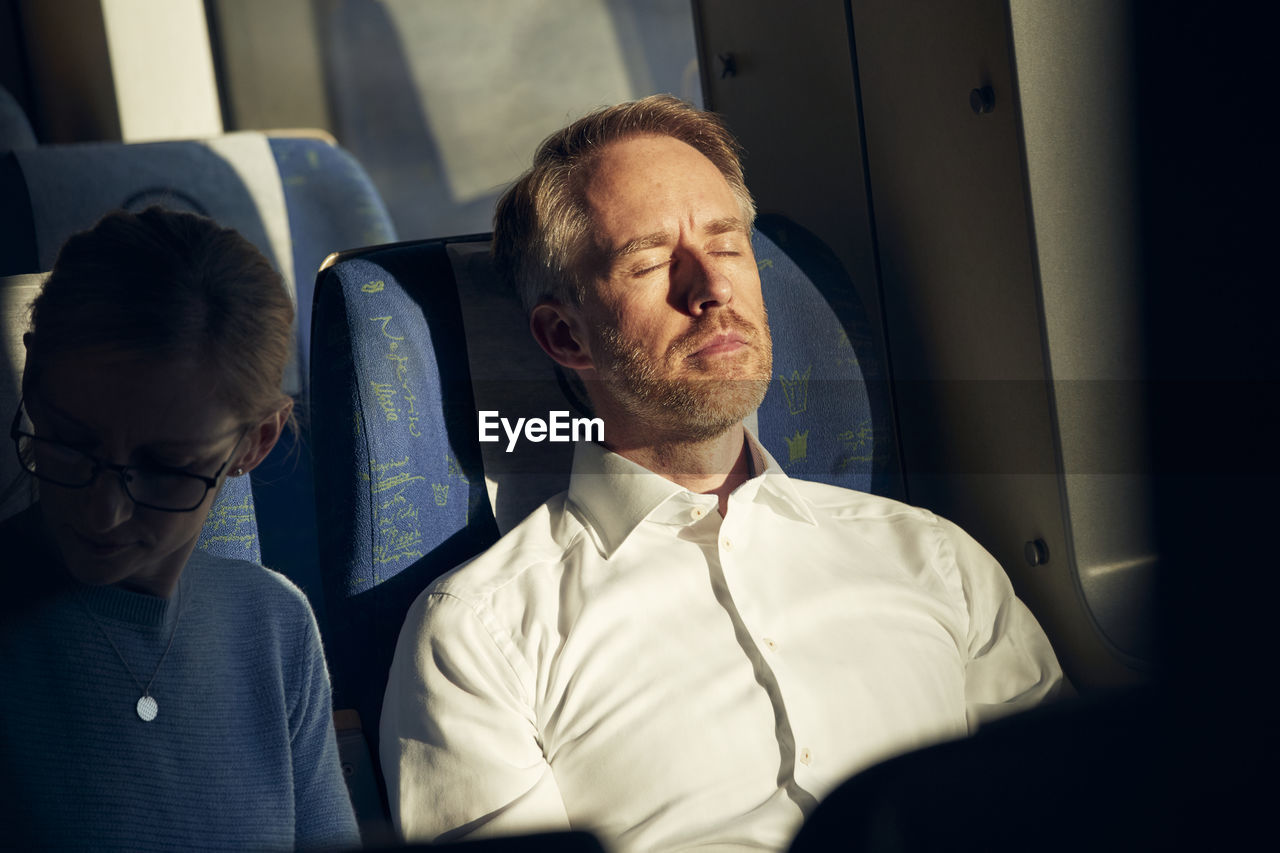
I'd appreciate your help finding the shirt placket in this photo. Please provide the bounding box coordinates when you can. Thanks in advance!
[709,509,820,810]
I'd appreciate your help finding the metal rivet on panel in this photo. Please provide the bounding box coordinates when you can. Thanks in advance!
[1024,538,1050,567]
[970,85,995,115]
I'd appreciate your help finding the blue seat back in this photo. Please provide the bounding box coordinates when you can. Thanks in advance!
[0,133,397,621]
[753,214,901,497]
[311,240,498,749]
[193,473,262,563]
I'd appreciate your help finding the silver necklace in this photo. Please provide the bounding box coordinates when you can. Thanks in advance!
[75,581,184,722]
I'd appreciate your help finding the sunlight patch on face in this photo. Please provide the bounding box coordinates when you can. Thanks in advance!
[594,309,773,442]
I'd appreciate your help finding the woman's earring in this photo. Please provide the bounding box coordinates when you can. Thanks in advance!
[234,467,244,477]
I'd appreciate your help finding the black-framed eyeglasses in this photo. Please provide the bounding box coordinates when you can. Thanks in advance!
[10,399,247,513]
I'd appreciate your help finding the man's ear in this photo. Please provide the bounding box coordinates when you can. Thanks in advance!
[230,399,293,477]
[530,302,594,371]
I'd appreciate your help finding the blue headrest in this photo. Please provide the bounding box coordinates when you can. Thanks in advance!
[268,137,397,382]
[311,240,497,741]
[0,132,396,393]
[753,214,900,497]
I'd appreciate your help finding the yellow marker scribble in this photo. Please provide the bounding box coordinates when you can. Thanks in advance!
[835,420,876,471]
[779,365,812,415]
[370,381,399,422]
[367,315,423,435]
[370,316,403,340]
[197,495,257,556]
[783,430,809,463]
[369,456,426,567]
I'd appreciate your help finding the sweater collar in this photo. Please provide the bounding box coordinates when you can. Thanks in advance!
[567,428,818,558]
[74,575,182,628]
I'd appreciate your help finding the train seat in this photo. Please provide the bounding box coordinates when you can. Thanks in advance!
[308,215,900,829]
[0,131,397,619]
[0,271,260,562]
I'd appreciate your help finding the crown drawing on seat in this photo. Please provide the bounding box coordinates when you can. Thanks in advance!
[779,365,812,416]
[783,430,809,463]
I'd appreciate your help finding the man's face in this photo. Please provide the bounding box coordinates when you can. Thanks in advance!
[576,134,772,442]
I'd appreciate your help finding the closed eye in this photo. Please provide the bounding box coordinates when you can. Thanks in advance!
[631,259,671,277]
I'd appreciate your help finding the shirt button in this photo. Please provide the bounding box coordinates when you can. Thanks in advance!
[763,637,778,652]
[799,748,813,766]
[691,506,706,520]
[722,537,733,550]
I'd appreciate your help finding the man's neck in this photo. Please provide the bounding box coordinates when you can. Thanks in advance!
[606,424,752,516]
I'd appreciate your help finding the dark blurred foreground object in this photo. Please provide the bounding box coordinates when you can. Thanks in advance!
[790,684,1266,852]
[362,830,605,852]
[790,689,1175,852]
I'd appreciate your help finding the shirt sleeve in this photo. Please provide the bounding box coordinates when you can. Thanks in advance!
[287,604,362,850]
[380,590,571,842]
[935,517,1065,728]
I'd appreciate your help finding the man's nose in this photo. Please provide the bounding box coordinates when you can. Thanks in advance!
[82,470,135,532]
[681,251,734,315]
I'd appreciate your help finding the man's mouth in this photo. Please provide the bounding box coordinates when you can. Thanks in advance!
[689,332,749,358]
[680,312,758,360]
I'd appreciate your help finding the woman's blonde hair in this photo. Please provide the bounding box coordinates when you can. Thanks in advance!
[24,206,294,423]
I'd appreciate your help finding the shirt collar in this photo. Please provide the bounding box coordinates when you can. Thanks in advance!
[567,428,818,559]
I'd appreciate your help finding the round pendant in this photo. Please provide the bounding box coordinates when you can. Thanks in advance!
[136,695,159,722]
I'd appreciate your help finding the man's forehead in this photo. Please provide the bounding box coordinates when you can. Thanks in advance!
[582,134,743,245]
[585,133,721,189]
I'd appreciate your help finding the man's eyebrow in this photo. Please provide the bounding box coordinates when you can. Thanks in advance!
[608,217,748,262]
[609,230,673,261]
[703,216,748,237]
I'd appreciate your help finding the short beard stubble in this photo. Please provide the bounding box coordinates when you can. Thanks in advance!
[593,308,773,443]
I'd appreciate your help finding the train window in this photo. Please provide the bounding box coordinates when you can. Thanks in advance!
[206,0,702,238]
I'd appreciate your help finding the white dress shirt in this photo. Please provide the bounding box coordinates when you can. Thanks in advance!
[381,433,1062,851]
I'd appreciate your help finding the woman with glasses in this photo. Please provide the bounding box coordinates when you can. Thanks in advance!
[0,207,359,850]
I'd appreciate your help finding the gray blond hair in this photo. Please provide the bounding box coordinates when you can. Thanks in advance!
[492,95,756,314]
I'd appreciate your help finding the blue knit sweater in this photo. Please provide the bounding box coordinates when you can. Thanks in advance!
[0,506,360,850]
